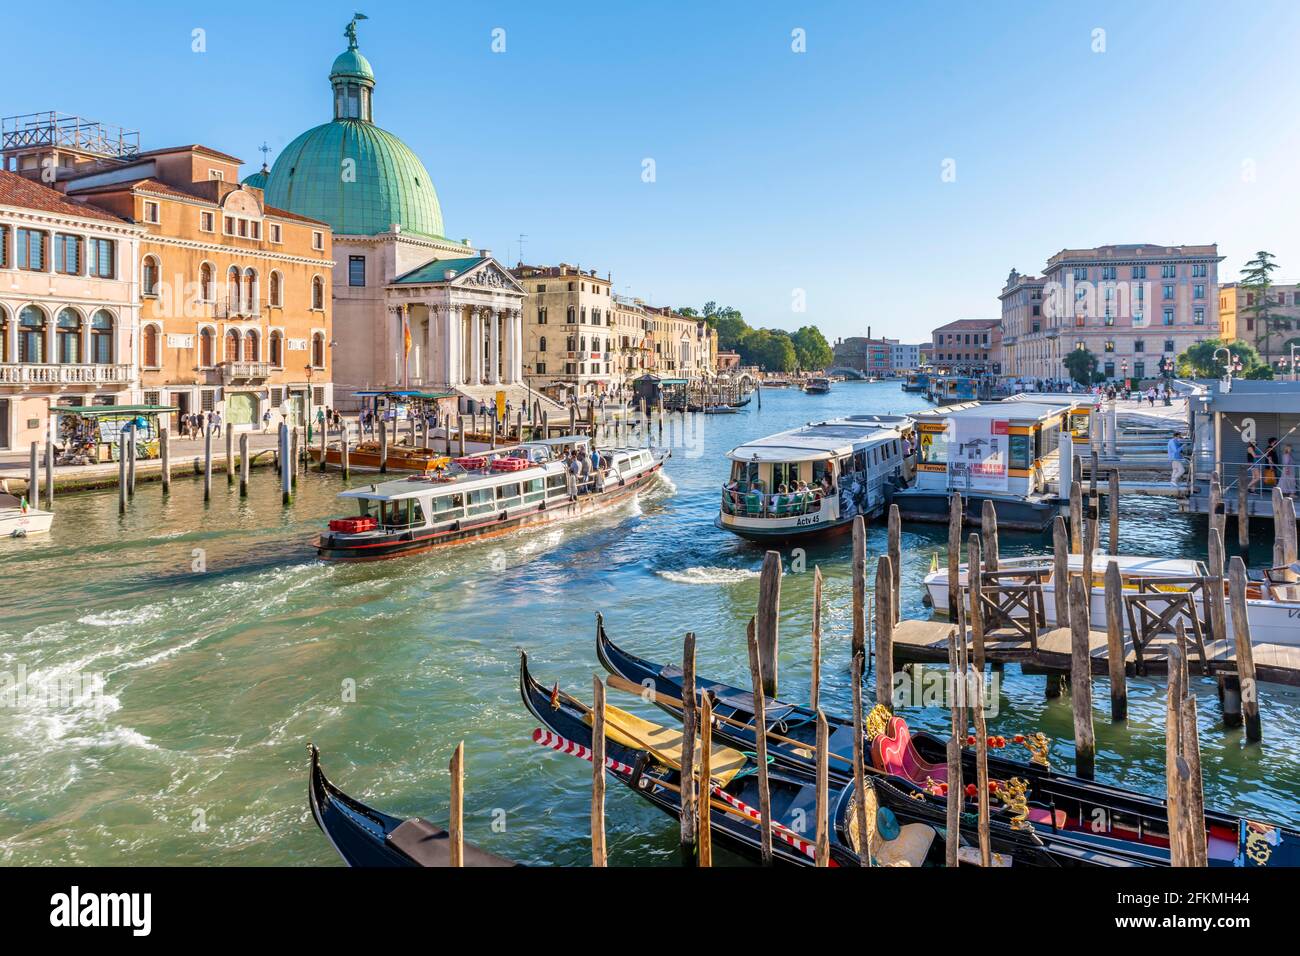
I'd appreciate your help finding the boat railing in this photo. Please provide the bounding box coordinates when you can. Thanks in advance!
[720,484,825,519]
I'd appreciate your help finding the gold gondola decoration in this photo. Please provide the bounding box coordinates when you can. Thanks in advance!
[865,703,892,741]
[1016,732,1052,769]
[993,777,1032,831]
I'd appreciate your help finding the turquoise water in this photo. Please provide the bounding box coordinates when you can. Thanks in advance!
[1,383,1296,866]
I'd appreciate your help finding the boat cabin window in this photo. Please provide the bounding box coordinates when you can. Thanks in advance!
[853,449,867,472]
[919,429,949,464]
[730,460,760,490]
[1009,432,1031,470]
[546,473,568,496]
[466,488,496,516]
[495,482,522,502]
[431,493,465,519]
[523,478,545,503]
[380,498,424,528]
[772,462,798,491]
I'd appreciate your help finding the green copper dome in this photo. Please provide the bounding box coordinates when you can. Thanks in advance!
[241,164,269,190]
[330,47,374,81]
[263,19,444,239]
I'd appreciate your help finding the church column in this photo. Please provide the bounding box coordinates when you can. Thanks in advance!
[502,309,514,385]
[470,307,483,386]
[440,304,458,388]
[424,305,437,386]
[510,309,523,384]
[490,310,501,386]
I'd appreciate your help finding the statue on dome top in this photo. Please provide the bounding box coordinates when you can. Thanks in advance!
[345,12,368,50]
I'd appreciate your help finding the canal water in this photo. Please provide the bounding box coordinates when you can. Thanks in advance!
[1,383,1296,866]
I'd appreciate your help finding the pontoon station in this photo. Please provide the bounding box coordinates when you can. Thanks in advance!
[315,436,665,561]
[718,415,913,541]
[901,371,930,393]
[893,397,1091,531]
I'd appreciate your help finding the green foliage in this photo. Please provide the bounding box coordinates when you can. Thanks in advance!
[1063,347,1098,385]
[678,301,830,371]
[791,325,834,370]
[1176,338,1264,378]
[1242,364,1275,380]
[1240,251,1282,361]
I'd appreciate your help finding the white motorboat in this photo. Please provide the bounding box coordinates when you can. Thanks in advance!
[924,552,1300,647]
[0,493,53,537]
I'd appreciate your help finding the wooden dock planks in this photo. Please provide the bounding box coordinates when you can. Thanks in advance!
[891,617,1300,685]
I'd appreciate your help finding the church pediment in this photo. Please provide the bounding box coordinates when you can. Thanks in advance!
[452,260,526,294]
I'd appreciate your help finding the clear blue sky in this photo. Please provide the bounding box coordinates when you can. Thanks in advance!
[10,1,1300,342]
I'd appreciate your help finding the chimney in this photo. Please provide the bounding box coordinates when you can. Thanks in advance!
[867,325,872,340]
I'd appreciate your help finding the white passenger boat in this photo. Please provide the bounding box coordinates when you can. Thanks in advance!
[717,415,913,541]
[893,398,1092,532]
[924,552,1300,647]
[315,436,665,561]
[0,493,52,537]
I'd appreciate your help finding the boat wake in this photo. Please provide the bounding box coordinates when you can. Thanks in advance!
[656,565,760,585]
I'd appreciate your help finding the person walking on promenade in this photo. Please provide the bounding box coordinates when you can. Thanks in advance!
[1168,432,1186,487]
[1247,440,1262,494]
[1280,444,1296,496]
[262,410,273,435]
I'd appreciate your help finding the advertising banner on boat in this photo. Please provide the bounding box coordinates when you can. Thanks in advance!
[947,417,1009,492]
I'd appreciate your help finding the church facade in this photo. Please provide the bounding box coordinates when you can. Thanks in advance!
[259,18,533,412]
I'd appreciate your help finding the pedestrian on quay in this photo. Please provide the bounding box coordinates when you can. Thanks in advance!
[1168,432,1186,487]
[1247,440,1262,494]
[1280,444,1296,496]
[263,409,273,434]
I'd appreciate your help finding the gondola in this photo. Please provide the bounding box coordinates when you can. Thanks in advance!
[595,620,1300,868]
[519,652,1165,866]
[308,745,517,867]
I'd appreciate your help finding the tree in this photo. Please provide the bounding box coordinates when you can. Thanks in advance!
[1240,251,1281,363]
[678,307,699,317]
[791,325,833,370]
[1063,347,1098,385]
[1176,338,1263,378]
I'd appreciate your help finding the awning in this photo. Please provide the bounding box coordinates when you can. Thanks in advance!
[55,405,179,416]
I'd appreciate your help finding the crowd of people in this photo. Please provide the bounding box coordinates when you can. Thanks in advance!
[1246,438,1297,496]
[723,474,835,516]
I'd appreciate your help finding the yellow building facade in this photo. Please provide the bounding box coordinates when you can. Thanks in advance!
[67,146,335,430]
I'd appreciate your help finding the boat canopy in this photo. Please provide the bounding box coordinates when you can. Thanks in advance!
[727,417,908,463]
[912,399,1086,424]
[54,405,179,416]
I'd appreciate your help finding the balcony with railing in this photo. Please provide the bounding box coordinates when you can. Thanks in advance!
[0,363,133,386]
[219,361,273,385]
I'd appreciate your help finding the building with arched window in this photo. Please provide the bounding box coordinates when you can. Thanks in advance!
[54,142,335,432]
[0,169,141,450]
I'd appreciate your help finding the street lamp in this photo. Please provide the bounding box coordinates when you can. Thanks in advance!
[304,363,314,441]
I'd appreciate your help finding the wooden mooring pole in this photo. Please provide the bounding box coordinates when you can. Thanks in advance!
[449,741,464,868]
[814,709,830,867]
[1108,468,1120,555]
[1069,575,1096,778]
[811,566,823,712]
[47,438,58,506]
[679,631,697,863]
[225,425,234,487]
[1052,516,1070,630]
[851,515,866,660]
[279,422,292,505]
[698,693,713,867]
[1237,466,1250,548]
[875,555,894,706]
[1228,556,1261,742]
[591,677,607,867]
[29,442,39,509]
[945,627,962,867]
[970,663,992,867]
[850,650,869,867]
[239,432,250,497]
[887,503,901,621]
[1103,561,1127,720]
[756,550,781,697]
[947,493,963,619]
[379,420,388,473]
[203,425,213,502]
[159,428,170,495]
[968,534,985,671]
[117,433,127,515]
[746,617,774,865]
[981,499,999,572]
[1069,480,1083,553]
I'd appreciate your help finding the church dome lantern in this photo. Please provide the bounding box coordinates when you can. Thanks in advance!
[263,15,445,240]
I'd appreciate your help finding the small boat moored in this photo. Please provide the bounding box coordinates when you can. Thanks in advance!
[0,491,52,537]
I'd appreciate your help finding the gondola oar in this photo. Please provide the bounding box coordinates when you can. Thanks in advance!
[605,673,855,767]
